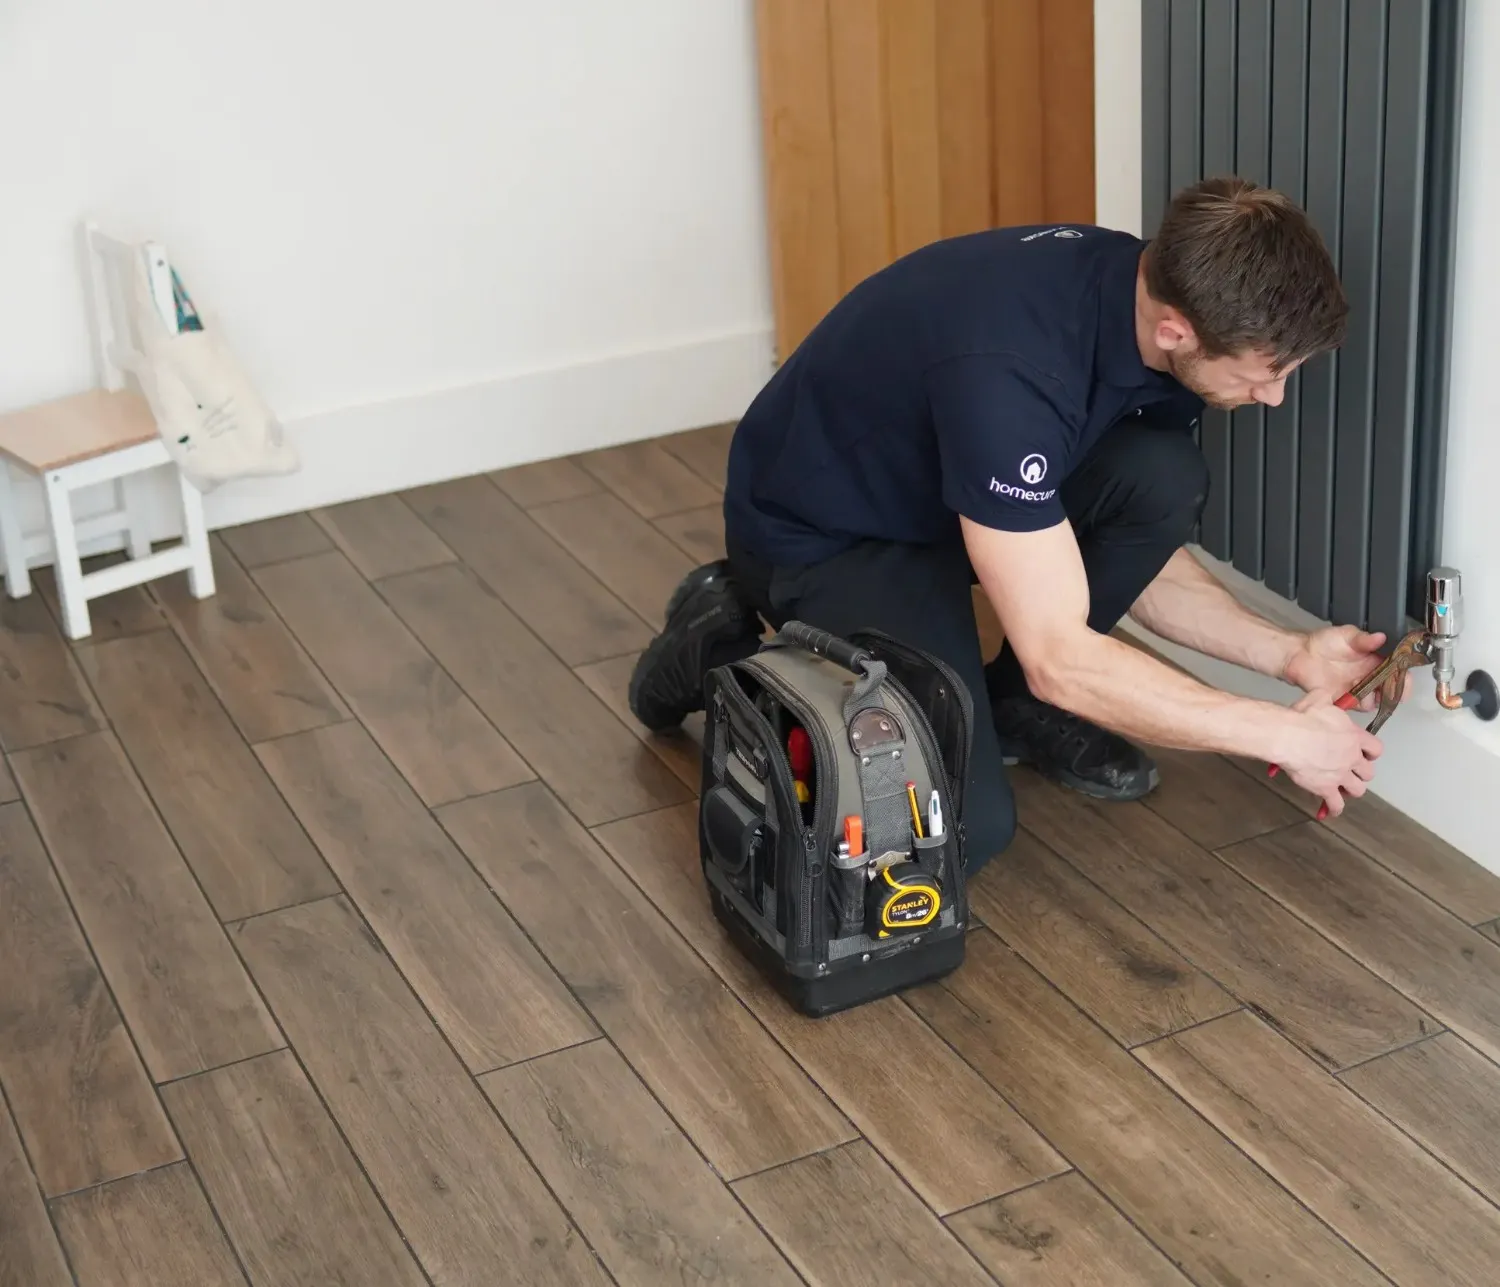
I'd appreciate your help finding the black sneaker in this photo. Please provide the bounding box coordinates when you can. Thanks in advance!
[628,560,761,732]
[992,692,1159,801]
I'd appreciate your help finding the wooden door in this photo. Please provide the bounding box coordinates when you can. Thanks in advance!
[755,0,1096,360]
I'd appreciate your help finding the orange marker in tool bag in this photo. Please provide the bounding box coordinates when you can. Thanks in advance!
[843,814,863,857]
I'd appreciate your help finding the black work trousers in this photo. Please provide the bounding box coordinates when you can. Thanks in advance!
[722,422,1210,879]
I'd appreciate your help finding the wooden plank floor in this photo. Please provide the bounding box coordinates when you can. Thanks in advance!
[4,420,1500,1286]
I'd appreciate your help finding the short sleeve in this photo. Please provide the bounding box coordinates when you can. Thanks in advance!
[924,354,1077,533]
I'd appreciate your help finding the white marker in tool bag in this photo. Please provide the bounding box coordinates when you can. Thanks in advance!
[928,790,943,839]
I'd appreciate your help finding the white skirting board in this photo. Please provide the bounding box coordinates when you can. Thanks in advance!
[1117,549,1500,876]
[3,327,775,553]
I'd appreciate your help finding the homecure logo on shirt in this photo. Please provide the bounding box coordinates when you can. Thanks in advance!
[990,452,1056,502]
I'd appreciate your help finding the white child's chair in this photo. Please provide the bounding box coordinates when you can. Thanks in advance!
[0,225,215,639]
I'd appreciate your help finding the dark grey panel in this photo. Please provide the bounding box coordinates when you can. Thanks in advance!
[1197,0,1236,559]
[1408,0,1466,617]
[1365,1,1431,639]
[1142,0,1458,632]
[1295,0,1349,621]
[1262,0,1311,600]
[1328,2,1389,629]
[1142,0,1172,237]
[1169,1,1206,202]
[1230,0,1273,581]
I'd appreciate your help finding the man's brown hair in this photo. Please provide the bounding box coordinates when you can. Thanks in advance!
[1143,176,1348,371]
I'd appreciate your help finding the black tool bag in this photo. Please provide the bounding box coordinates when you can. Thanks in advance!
[698,621,973,1016]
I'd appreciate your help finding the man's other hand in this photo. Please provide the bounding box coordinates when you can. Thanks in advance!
[1283,625,1409,711]
[1277,688,1384,816]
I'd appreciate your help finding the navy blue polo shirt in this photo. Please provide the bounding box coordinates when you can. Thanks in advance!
[723,224,1203,565]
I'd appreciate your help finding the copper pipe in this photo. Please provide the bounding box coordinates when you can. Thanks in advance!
[1436,679,1470,710]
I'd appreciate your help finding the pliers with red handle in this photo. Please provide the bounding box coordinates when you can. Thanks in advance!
[1268,628,1430,819]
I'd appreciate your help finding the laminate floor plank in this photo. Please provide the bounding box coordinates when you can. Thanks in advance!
[438,782,855,1179]
[529,491,695,630]
[576,439,720,518]
[154,539,350,744]
[574,651,704,790]
[1011,771,1435,1068]
[78,630,337,922]
[0,594,103,750]
[595,802,1067,1213]
[380,562,690,825]
[1220,822,1500,1064]
[907,932,1390,1287]
[402,475,651,665]
[1140,1008,1500,1287]
[160,1049,427,1287]
[969,828,1238,1045]
[731,1141,995,1287]
[1234,756,1500,922]
[489,455,603,508]
[257,721,596,1071]
[232,896,609,1287]
[311,493,456,582]
[653,504,726,566]
[0,802,180,1195]
[1142,746,1307,850]
[37,552,166,642]
[659,422,735,491]
[253,549,532,807]
[481,1039,800,1287]
[947,1172,1193,1287]
[0,1090,73,1287]
[218,513,332,568]
[50,1163,246,1287]
[11,734,281,1083]
[1340,1032,1500,1206]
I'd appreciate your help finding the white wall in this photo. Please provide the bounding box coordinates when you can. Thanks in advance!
[1093,0,1144,237]
[0,0,775,531]
[1097,0,1500,868]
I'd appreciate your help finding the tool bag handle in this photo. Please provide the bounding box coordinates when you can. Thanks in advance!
[765,620,888,717]
[774,621,874,674]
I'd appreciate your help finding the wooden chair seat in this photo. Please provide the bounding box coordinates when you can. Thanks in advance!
[0,389,159,474]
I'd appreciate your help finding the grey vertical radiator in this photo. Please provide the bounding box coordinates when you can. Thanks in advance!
[1141,0,1465,640]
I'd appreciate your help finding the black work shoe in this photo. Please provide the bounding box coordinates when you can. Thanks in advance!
[628,560,760,732]
[992,692,1159,801]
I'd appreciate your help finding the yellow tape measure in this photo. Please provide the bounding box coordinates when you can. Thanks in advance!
[866,862,941,938]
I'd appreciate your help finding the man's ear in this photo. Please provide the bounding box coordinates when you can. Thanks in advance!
[1154,308,1197,354]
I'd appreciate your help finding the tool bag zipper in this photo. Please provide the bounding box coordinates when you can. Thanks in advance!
[735,658,840,957]
[707,670,812,946]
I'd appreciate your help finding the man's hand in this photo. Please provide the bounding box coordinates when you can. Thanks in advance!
[1273,688,1384,816]
[1283,626,1409,711]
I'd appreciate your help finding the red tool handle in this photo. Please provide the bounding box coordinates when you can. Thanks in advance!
[1266,691,1360,819]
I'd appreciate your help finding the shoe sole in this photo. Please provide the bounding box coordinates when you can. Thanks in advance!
[1000,749,1160,802]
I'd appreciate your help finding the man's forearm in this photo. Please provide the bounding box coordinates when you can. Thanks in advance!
[1033,629,1304,763]
[1128,547,1304,679]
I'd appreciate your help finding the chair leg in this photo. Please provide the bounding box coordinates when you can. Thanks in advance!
[0,458,32,599]
[176,468,215,599]
[43,470,90,639]
[122,475,151,560]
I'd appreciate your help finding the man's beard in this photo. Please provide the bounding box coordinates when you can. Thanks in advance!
[1166,349,1246,410]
